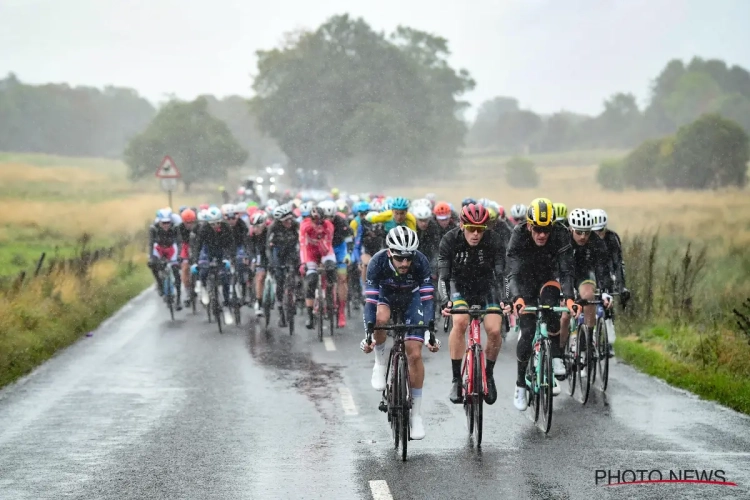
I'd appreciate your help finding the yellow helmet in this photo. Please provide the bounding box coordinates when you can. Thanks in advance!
[527,198,556,227]
[553,203,568,222]
[486,206,498,222]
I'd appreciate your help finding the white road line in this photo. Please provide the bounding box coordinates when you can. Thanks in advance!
[614,449,750,457]
[339,386,358,415]
[369,480,393,500]
[323,337,336,351]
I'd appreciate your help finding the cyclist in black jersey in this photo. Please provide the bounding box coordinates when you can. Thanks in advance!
[412,204,441,278]
[561,209,614,361]
[268,205,301,327]
[506,198,575,411]
[248,211,270,317]
[437,203,508,406]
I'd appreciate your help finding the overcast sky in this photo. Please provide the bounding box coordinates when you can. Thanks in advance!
[2,0,749,117]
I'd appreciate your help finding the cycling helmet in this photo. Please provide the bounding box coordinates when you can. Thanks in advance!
[310,206,323,219]
[251,211,267,225]
[425,193,437,203]
[460,203,490,225]
[235,202,248,214]
[412,205,433,220]
[300,201,315,217]
[266,199,279,210]
[318,200,337,217]
[197,209,208,222]
[510,204,527,221]
[554,203,568,222]
[370,199,382,212]
[461,197,477,207]
[156,208,172,223]
[568,208,593,231]
[206,207,223,224]
[180,208,197,223]
[237,187,246,196]
[433,202,452,220]
[590,209,608,231]
[486,206,498,222]
[221,203,236,218]
[353,201,370,214]
[199,203,210,211]
[526,198,555,227]
[336,199,350,214]
[497,205,506,220]
[273,205,293,221]
[411,198,431,209]
[477,198,491,208]
[391,197,410,211]
[178,205,188,214]
[385,226,419,255]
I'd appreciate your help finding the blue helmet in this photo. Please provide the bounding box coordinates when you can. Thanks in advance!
[353,201,370,214]
[461,197,477,207]
[156,208,172,223]
[391,197,410,211]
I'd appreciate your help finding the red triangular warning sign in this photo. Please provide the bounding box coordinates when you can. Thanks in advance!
[155,156,181,178]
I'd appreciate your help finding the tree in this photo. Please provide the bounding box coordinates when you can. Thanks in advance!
[671,113,749,189]
[505,156,539,188]
[595,93,642,147]
[596,159,625,191]
[496,110,543,153]
[251,14,474,184]
[123,97,248,191]
[467,96,519,148]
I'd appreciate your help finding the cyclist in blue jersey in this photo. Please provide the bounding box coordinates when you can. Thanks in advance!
[360,226,440,440]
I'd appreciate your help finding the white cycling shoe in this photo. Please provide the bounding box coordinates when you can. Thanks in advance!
[552,378,561,396]
[514,386,528,411]
[552,357,566,377]
[410,414,425,440]
[223,308,234,326]
[200,288,210,306]
[371,362,387,391]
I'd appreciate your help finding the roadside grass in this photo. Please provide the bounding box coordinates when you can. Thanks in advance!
[0,250,152,388]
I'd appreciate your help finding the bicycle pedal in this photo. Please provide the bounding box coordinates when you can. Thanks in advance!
[378,402,388,413]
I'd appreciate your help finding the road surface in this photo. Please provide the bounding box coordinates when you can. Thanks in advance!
[1,288,749,499]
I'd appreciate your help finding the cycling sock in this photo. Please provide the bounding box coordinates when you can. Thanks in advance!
[411,388,422,398]
[485,359,495,377]
[451,359,462,380]
[517,361,526,387]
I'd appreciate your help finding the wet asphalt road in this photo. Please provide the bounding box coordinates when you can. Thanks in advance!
[1,288,749,500]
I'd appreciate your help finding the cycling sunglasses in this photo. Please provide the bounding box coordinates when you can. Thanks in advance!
[574,229,591,236]
[531,225,552,234]
[391,254,413,262]
[463,224,487,234]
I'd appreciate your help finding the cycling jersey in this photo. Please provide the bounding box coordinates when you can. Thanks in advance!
[149,223,181,249]
[268,219,300,253]
[435,218,458,240]
[177,222,199,260]
[490,219,512,245]
[191,222,235,262]
[299,218,335,264]
[331,214,353,247]
[364,249,435,340]
[570,232,612,292]
[229,219,250,254]
[597,230,626,290]
[366,210,417,232]
[248,226,269,269]
[506,223,575,301]
[353,217,385,260]
[436,227,506,306]
[416,218,441,273]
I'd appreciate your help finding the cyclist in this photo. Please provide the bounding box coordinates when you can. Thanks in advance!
[365,196,417,231]
[191,206,235,324]
[437,203,508,406]
[486,204,512,244]
[508,204,527,227]
[222,204,251,305]
[591,208,629,357]
[318,200,353,328]
[352,202,386,303]
[554,203,569,229]
[268,204,301,327]
[561,209,613,370]
[461,197,477,208]
[507,198,575,410]
[360,226,440,440]
[148,208,183,306]
[299,205,336,329]
[412,204,440,277]
[178,208,199,308]
[248,211,270,317]
[433,202,457,239]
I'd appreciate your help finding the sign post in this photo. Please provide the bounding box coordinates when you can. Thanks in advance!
[155,156,181,208]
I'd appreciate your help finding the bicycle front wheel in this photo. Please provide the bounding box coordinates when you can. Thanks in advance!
[473,345,484,446]
[577,324,591,403]
[566,329,577,396]
[398,354,410,462]
[315,295,323,342]
[597,317,609,392]
[463,353,474,436]
[539,339,554,434]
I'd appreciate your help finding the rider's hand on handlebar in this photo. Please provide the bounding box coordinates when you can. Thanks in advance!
[566,298,580,317]
[426,336,441,353]
[513,297,526,314]
[360,338,375,353]
[500,301,512,315]
[602,292,613,309]
[441,301,453,317]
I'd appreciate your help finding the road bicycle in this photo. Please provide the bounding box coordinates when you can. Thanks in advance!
[262,271,277,331]
[204,260,225,334]
[520,303,571,434]
[229,261,244,327]
[279,264,298,336]
[446,305,502,447]
[157,259,177,321]
[367,315,436,462]
[313,264,337,341]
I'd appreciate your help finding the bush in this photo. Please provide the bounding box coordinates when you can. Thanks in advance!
[505,156,539,188]
[596,158,625,191]
[620,138,665,189]
[671,113,749,189]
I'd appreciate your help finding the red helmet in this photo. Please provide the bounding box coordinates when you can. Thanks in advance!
[433,202,452,219]
[180,209,197,223]
[199,203,210,210]
[460,203,489,225]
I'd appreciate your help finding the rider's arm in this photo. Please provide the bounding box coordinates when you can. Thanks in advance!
[221,224,235,261]
[148,225,156,255]
[489,231,507,302]
[366,210,393,225]
[190,225,205,263]
[405,213,417,231]
[553,229,575,300]
[436,230,454,305]
[363,256,381,325]
[610,231,627,289]
[505,225,524,301]
[593,236,613,293]
[416,252,435,320]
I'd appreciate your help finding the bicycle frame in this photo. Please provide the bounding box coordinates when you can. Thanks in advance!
[448,307,502,398]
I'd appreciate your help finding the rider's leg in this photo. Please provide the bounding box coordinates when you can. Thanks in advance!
[304,263,318,328]
[360,254,371,297]
[448,298,469,402]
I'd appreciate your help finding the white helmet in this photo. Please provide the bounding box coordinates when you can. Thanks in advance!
[386,226,419,255]
[318,200,337,217]
[221,203,236,218]
[251,211,267,226]
[568,208,593,231]
[477,198,491,208]
[425,193,437,202]
[370,199,382,211]
[266,199,280,210]
[299,201,315,216]
[412,205,433,221]
[589,209,608,231]
[273,205,293,220]
[411,198,431,209]
[197,209,208,222]
[235,202,248,214]
[510,204,527,220]
[206,207,222,223]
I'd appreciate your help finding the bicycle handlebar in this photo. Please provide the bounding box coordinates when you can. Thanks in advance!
[521,306,571,313]
[366,321,436,346]
[446,309,504,315]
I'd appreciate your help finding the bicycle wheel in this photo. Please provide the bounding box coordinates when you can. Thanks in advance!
[566,329,577,396]
[190,274,197,315]
[390,353,399,448]
[463,353,474,436]
[473,345,484,446]
[576,324,591,403]
[213,282,223,334]
[165,273,175,321]
[526,354,540,423]
[315,293,324,342]
[539,339,554,434]
[398,355,410,461]
[597,317,609,392]
[285,278,296,336]
[327,283,335,336]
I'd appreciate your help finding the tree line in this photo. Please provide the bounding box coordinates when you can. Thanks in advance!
[468,57,750,154]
